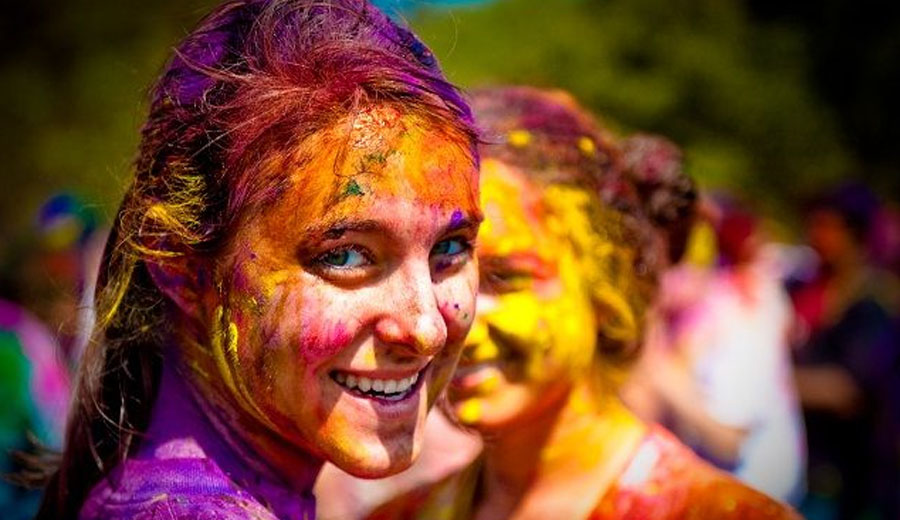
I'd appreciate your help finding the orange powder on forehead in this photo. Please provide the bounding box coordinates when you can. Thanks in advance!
[249,106,478,240]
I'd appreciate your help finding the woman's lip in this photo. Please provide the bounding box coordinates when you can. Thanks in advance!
[456,355,500,369]
[329,364,427,380]
[451,361,501,391]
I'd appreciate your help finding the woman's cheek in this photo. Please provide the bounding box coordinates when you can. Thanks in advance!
[296,291,356,365]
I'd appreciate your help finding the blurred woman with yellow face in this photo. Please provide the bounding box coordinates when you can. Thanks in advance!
[368,87,798,520]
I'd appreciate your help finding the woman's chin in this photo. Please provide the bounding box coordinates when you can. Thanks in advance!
[328,435,421,479]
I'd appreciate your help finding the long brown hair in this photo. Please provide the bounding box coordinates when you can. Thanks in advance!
[36,1,477,517]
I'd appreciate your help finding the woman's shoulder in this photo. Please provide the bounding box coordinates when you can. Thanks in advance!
[79,456,278,520]
[592,425,800,520]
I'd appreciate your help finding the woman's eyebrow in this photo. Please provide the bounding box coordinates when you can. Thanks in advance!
[302,219,383,243]
[446,210,484,233]
[301,210,482,247]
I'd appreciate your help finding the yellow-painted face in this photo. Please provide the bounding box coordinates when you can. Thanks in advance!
[447,159,598,430]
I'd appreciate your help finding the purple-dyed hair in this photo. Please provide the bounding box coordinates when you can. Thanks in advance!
[36,1,476,517]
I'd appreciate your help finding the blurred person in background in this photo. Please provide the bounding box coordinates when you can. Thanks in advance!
[0,193,97,519]
[0,300,69,520]
[626,195,806,505]
[618,134,707,429]
[619,132,806,504]
[790,182,900,520]
[3,193,104,365]
[369,86,798,520]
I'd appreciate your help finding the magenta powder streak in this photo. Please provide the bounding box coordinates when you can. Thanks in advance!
[79,356,316,519]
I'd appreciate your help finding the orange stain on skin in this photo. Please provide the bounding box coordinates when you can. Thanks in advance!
[182,104,481,483]
[267,106,479,239]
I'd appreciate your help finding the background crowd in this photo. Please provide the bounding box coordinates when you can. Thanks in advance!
[2,1,898,519]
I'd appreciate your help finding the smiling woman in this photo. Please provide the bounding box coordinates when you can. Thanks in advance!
[367,87,799,520]
[32,1,480,519]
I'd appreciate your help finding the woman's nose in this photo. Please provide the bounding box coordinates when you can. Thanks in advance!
[374,262,447,356]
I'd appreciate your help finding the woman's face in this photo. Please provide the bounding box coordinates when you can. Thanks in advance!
[191,106,481,478]
[447,159,597,432]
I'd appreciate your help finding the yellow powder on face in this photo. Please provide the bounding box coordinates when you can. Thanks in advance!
[478,160,543,257]
[460,318,490,364]
[475,167,598,383]
[473,163,649,397]
[507,129,532,148]
[473,372,501,394]
[210,306,238,396]
[259,269,292,299]
[278,107,478,230]
[468,340,499,363]
[578,136,597,156]
[348,105,405,152]
[457,400,483,424]
[207,305,278,430]
[542,184,640,345]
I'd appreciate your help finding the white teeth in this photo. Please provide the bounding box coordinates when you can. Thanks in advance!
[333,369,424,397]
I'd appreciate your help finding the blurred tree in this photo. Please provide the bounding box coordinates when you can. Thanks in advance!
[1,0,895,243]
[747,0,900,201]
[409,0,857,224]
[0,0,213,243]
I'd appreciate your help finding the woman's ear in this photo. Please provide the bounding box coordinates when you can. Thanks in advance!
[145,251,213,319]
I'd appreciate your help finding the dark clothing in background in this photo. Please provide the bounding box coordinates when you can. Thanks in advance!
[794,293,899,519]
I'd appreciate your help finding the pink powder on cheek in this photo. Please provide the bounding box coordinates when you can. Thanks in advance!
[297,312,353,365]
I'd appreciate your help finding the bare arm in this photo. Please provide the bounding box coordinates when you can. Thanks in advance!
[650,356,748,464]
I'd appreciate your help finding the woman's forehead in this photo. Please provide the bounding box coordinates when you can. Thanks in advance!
[478,160,557,257]
[262,109,479,233]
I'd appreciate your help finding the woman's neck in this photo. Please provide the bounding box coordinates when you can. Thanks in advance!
[477,384,646,520]
[140,353,321,518]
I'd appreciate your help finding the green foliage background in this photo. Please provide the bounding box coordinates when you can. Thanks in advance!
[407,0,853,224]
[0,1,212,241]
[1,0,890,242]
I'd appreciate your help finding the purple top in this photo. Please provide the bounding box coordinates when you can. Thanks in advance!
[79,359,316,520]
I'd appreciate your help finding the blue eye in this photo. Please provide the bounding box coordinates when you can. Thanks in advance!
[432,238,467,256]
[318,248,368,268]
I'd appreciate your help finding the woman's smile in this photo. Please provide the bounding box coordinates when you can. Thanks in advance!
[331,364,427,403]
[189,107,481,478]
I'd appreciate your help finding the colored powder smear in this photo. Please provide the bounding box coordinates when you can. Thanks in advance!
[343,178,365,197]
[457,399,483,424]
